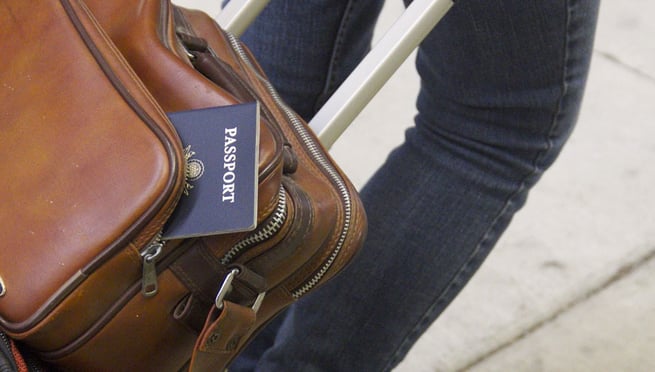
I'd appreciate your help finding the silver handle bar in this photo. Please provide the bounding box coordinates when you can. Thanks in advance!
[217,0,454,149]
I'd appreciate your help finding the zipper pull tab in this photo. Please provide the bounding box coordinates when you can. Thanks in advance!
[141,239,164,297]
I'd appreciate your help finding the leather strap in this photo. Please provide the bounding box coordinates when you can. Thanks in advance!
[189,301,256,372]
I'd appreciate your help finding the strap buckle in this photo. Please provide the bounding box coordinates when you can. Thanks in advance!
[214,268,266,313]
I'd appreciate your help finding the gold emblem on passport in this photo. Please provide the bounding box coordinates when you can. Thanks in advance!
[183,145,205,196]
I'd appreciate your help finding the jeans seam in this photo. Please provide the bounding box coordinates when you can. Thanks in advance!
[383,2,575,369]
[313,0,357,113]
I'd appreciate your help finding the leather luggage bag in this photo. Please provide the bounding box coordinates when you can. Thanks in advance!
[0,0,367,370]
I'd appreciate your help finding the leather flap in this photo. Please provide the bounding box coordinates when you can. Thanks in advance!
[0,0,185,330]
[84,0,286,234]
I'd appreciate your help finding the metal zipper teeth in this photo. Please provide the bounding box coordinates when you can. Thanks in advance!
[0,331,11,351]
[0,331,38,372]
[0,331,16,371]
[139,231,164,257]
[220,185,287,265]
[140,230,164,257]
[224,32,353,299]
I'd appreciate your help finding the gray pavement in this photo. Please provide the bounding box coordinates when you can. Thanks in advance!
[180,1,655,370]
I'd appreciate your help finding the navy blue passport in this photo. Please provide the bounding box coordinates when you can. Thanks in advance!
[162,102,260,240]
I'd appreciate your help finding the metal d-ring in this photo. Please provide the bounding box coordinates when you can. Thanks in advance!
[215,268,240,309]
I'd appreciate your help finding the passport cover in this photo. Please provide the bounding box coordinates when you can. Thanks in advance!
[162,102,259,239]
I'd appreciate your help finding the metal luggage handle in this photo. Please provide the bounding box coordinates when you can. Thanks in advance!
[216,0,269,37]
[217,0,455,149]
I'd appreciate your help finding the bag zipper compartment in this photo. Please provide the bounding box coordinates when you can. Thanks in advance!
[220,31,355,298]
[173,7,359,297]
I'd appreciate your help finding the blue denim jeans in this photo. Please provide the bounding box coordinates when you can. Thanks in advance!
[229,0,600,370]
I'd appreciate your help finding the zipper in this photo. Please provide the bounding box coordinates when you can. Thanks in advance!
[1,331,16,372]
[223,32,354,299]
[0,331,39,372]
[220,185,287,265]
[0,332,10,351]
[140,232,165,297]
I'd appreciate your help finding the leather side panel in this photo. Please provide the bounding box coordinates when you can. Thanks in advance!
[45,270,195,372]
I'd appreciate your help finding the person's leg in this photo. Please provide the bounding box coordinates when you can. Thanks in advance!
[228,1,385,370]
[233,0,600,371]
[235,0,385,121]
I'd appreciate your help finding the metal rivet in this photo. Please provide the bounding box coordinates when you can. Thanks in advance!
[0,275,6,297]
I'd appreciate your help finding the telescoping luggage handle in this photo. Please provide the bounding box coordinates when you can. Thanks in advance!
[217,0,455,149]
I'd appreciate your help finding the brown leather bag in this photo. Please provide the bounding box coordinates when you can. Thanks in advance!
[0,1,366,370]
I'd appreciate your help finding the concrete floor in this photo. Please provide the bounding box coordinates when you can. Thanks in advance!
[177,1,655,370]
